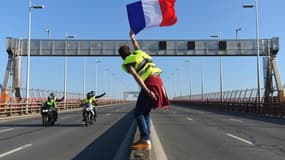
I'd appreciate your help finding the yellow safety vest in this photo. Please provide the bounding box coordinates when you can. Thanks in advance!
[84,97,94,104]
[122,50,161,81]
[46,99,56,108]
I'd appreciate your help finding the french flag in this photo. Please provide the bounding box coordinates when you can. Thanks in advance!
[127,0,177,34]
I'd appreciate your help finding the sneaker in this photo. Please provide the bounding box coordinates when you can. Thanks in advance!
[131,139,151,150]
[132,139,142,145]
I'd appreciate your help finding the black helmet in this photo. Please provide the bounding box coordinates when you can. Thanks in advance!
[87,92,92,99]
[90,91,95,96]
[47,96,53,101]
[50,93,55,98]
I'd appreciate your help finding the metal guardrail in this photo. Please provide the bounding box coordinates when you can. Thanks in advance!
[172,87,285,117]
[3,87,116,102]
[174,86,285,103]
[0,97,125,118]
[0,98,81,117]
[174,88,266,103]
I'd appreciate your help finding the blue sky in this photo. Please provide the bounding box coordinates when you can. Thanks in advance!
[0,0,284,99]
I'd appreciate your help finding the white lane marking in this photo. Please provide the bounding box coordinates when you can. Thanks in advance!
[0,144,32,158]
[229,118,243,123]
[151,120,168,160]
[105,113,111,116]
[186,117,193,121]
[226,133,254,146]
[0,128,14,133]
[60,116,71,120]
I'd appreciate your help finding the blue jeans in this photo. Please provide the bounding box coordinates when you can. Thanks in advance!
[135,89,152,140]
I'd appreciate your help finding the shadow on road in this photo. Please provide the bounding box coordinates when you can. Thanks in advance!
[73,110,135,160]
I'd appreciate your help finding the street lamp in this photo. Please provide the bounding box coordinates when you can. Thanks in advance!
[176,68,182,97]
[110,73,115,104]
[243,0,261,104]
[104,68,109,103]
[235,28,242,40]
[26,0,44,103]
[201,61,204,102]
[210,33,223,103]
[171,73,176,99]
[184,60,192,101]
[64,34,76,108]
[44,28,50,40]
[95,59,102,92]
[83,57,86,98]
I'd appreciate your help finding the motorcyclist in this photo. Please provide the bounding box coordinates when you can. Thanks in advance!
[89,91,106,121]
[46,93,64,120]
[82,92,96,122]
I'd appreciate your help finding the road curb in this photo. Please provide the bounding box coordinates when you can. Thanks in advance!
[130,120,168,160]
[130,127,151,160]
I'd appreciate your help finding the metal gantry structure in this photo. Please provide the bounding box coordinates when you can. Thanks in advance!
[2,37,283,103]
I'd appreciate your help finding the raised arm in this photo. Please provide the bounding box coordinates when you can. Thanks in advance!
[129,30,140,50]
[126,65,156,100]
[56,96,64,102]
[95,92,106,99]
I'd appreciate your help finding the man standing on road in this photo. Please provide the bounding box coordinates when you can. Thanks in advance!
[118,29,169,150]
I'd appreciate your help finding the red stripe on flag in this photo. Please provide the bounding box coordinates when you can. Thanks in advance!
[159,0,177,26]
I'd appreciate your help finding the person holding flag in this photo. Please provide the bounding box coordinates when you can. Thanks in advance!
[118,29,170,150]
[119,0,176,150]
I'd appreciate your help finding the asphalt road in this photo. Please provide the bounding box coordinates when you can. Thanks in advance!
[1,103,285,160]
[0,103,135,160]
[151,104,285,160]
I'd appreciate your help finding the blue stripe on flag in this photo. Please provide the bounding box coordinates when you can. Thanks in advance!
[127,1,146,34]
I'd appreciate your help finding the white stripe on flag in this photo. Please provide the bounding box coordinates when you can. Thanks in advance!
[142,0,162,28]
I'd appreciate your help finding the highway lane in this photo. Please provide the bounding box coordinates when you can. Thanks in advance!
[1,103,285,160]
[151,104,285,160]
[0,103,136,160]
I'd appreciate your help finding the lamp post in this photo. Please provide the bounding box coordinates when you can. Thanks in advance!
[26,0,44,103]
[243,0,261,104]
[95,59,102,92]
[104,68,109,103]
[176,68,182,97]
[44,28,50,40]
[211,33,223,103]
[110,73,114,104]
[184,60,192,101]
[83,57,86,98]
[201,61,204,102]
[171,73,176,99]
[235,28,242,40]
[64,34,75,108]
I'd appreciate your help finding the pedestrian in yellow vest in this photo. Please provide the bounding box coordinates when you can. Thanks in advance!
[118,29,170,150]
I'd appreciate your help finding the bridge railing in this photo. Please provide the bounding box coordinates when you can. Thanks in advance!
[0,87,126,118]
[172,87,285,118]
[0,97,125,118]
[174,88,263,103]
[0,97,79,117]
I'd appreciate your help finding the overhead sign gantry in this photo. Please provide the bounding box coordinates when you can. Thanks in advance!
[6,37,279,56]
[2,37,283,103]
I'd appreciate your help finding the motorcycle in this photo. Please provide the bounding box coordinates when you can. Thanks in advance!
[81,92,105,127]
[82,104,94,127]
[40,105,57,126]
